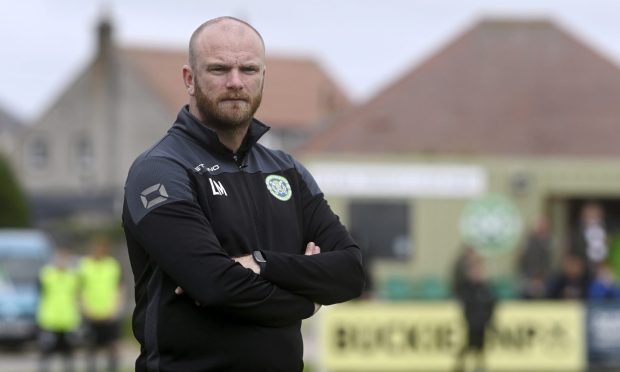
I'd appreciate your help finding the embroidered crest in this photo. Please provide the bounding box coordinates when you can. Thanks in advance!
[265,175,292,201]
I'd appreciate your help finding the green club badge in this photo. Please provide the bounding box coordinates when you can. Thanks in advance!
[459,193,523,256]
[265,175,292,201]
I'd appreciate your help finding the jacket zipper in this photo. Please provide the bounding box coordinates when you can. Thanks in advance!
[233,153,262,249]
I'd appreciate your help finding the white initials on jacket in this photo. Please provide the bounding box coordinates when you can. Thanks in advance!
[209,178,227,196]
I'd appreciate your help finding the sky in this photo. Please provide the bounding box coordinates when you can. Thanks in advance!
[1,0,620,122]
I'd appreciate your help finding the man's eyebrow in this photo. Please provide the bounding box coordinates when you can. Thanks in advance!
[205,61,262,69]
[206,61,229,66]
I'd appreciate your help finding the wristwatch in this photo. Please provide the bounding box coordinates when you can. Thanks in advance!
[252,250,267,271]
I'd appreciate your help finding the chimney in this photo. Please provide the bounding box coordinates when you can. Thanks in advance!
[97,17,113,59]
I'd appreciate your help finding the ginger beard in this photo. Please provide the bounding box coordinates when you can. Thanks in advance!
[193,79,263,131]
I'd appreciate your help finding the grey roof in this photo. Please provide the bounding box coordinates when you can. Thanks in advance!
[0,105,22,133]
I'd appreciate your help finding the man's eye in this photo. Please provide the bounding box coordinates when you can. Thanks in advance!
[209,67,226,74]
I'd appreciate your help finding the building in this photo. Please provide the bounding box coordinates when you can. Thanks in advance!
[0,105,22,158]
[12,19,350,223]
[299,19,620,296]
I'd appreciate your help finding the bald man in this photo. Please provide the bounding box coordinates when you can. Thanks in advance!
[122,17,364,372]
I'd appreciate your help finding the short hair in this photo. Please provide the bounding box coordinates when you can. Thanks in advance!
[188,16,265,70]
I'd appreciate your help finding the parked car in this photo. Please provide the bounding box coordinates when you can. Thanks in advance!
[0,229,52,346]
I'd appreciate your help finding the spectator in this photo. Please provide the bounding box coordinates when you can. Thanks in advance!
[571,202,608,274]
[547,254,590,299]
[36,247,80,372]
[454,257,496,372]
[517,217,553,299]
[78,235,124,372]
[451,244,479,299]
[588,263,620,300]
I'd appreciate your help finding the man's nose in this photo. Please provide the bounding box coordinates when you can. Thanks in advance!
[225,69,243,90]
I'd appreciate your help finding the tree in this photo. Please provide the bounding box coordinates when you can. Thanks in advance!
[0,154,30,227]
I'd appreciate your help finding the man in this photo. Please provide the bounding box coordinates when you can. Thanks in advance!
[454,257,496,372]
[78,236,123,372]
[122,16,364,372]
[37,247,80,372]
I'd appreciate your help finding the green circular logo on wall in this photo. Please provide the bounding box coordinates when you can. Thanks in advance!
[459,194,524,256]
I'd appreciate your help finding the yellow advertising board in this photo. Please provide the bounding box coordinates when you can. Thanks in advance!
[319,301,585,371]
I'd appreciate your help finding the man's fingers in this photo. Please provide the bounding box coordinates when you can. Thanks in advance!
[305,242,315,255]
[175,286,201,306]
[305,242,321,256]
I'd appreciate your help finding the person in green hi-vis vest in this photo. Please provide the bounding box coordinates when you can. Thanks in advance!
[79,235,124,372]
[37,246,80,372]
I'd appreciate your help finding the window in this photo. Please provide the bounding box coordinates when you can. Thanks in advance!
[72,136,94,172]
[349,200,411,260]
[27,137,49,170]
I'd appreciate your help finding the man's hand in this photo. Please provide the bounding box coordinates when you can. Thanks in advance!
[305,242,322,314]
[174,286,201,306]
[305,242,320,256]
[233,254,261,274]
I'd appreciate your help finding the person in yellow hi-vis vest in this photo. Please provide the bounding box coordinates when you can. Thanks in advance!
[79,235,124,372]
[37,247,80,372]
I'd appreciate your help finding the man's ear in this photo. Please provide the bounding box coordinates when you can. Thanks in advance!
[182,65,195,95]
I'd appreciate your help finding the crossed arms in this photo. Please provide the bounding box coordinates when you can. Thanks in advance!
[124,197,364,327]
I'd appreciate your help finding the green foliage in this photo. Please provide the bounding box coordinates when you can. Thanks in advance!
[0,154,30,227]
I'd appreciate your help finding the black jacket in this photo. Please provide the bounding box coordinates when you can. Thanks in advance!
[458,281,496,330]
[122,106,364,372]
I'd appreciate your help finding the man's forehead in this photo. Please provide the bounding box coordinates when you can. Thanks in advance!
[203,52,263,66]
[196,25,264,59]
[200,21,263,47]
[204,19,254,37]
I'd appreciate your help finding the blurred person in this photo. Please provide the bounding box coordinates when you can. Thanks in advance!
[451,244,480,299]
[454,256,496,372]
[122,16,364,372]
[588,262,620,300]
[36,247,80,372]
[571,202,608,272]
[78,235,124,372]
[547,254,590,299]
[517,217,553,299]
[519,272,548,300]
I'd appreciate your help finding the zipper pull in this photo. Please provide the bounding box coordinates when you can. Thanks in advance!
[233,154,246,170]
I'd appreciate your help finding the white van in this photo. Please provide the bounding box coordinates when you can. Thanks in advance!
[0,229,52,346]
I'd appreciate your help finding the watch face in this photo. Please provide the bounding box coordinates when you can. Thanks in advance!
[253,251,266,263]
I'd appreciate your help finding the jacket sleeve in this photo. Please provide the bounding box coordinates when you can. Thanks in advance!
[259,159,365,305]
[123,157,314,327]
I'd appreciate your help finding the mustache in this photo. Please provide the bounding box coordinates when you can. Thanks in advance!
[219,93,250,101]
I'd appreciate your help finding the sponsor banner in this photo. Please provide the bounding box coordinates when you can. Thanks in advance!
[320,301,585,371]
[587,302,620,367]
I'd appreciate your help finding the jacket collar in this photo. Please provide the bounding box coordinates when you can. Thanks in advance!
[171,105,270,156]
